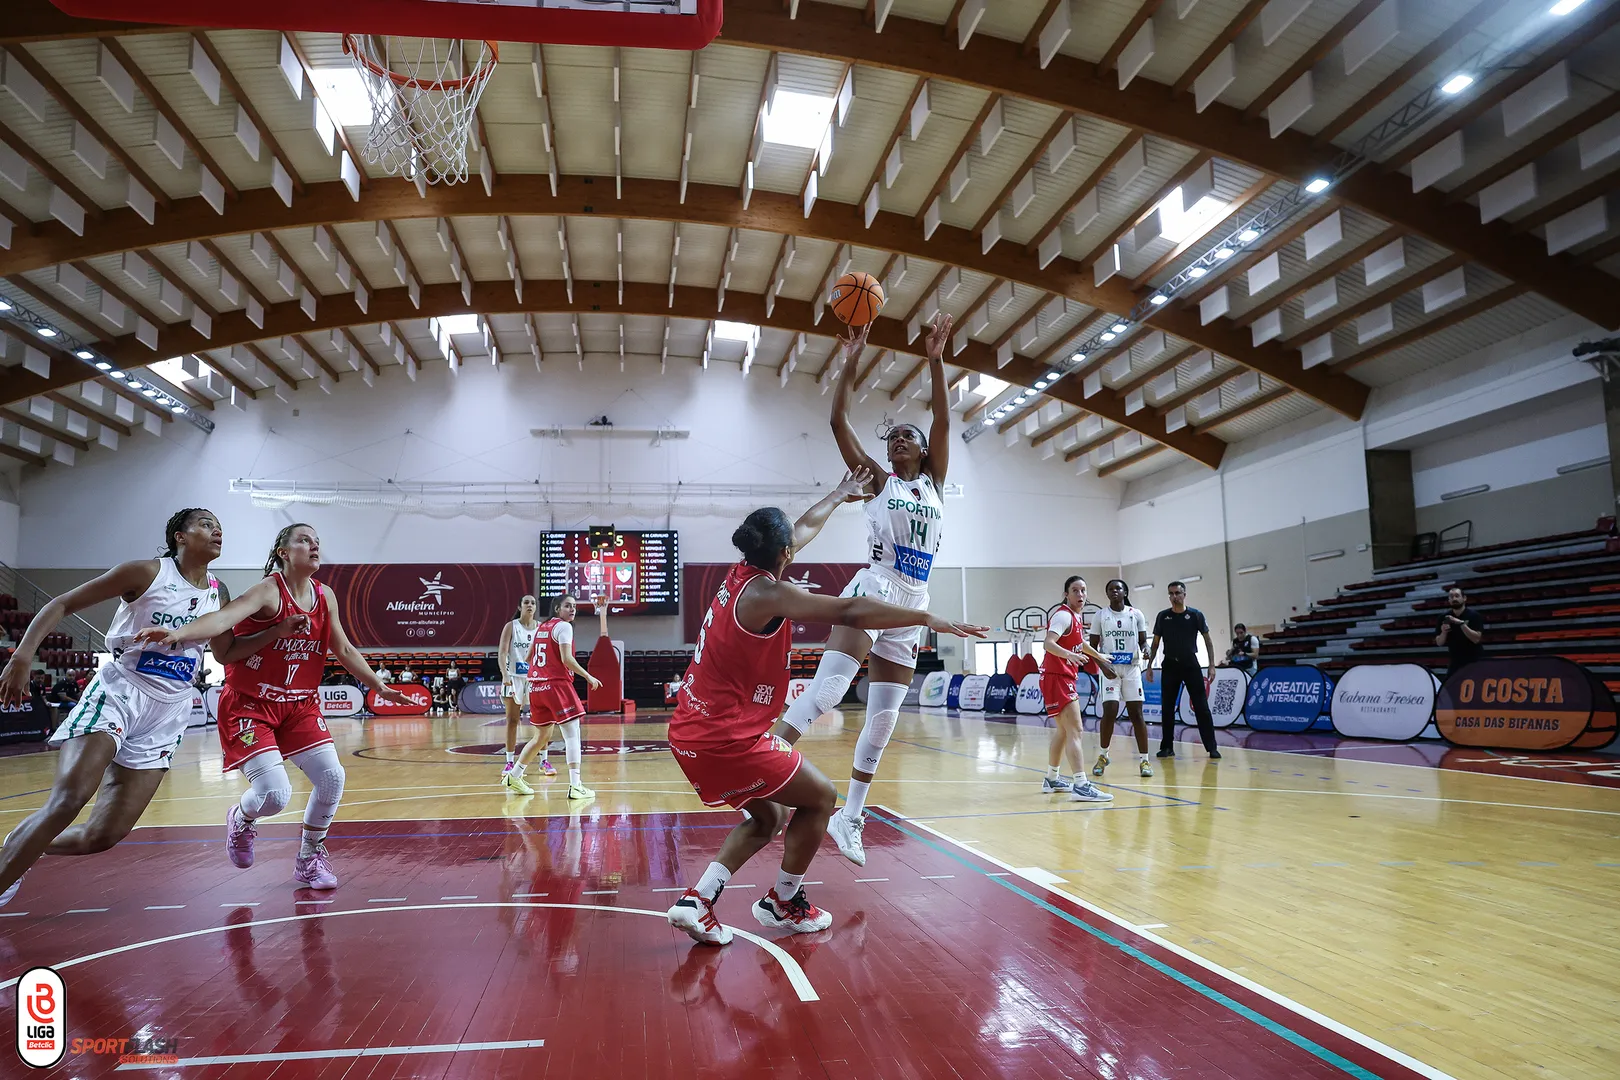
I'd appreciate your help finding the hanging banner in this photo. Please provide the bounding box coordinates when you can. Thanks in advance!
[320,684,366,718]
[366,682,433,717]
[919,671,951,708]
[1246,666,1334,733]
[1180,667,1249,728]
[1438,657,1617,751]
[455,681,506,716]
[318,564,532,647]
[1330,664,1438,741]
[958,674,990,711]
[683,563,864,644]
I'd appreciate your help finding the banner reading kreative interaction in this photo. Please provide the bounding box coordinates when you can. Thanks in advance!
[682,563,864,644]
[317,564,532,647]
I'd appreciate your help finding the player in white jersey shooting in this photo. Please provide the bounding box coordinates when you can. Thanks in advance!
[773,314,955,867]
[1090,579,1155,778]
[497,594,548,784]
[0,509,237,907]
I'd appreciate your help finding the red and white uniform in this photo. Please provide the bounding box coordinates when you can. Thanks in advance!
[1039,606,1089,717]
[219,573,332,771]
[525,616,586,726]
[669,562,799,809]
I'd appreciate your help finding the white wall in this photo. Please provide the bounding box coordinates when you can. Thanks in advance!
[0,462,19,567]
[1410,393,1606,507]
[16,355,1123,574]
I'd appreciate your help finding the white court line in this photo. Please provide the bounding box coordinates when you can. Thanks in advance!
[115,1038,547,1071]
[1150,783,1620,818]
[1138,922,1169,930]
[295,899,334,905]
[853,878,888,883]
[145,905,185,911]
[220,903,259,907]
[0,912,28,917]
[440,895,477,901]
[368,898,407,903]
[881,807,1456,1080]
[512,892,548,898]
[651,887,684,893]
[581,890,618,896]
[0,903,818,1003]
[920,875,955,880]
[67,907,109,913]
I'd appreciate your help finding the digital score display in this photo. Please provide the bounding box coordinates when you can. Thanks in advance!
[538,531,679,616]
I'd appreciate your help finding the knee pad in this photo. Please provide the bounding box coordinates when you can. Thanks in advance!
[240,755,292,820]
[813,674,852,715]
[853,682,908,773]
[782,651,862,735]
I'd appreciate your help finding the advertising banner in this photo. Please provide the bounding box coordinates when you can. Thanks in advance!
[682,563,865,644]
[919,671,951,708]
[945,674,966,711]
[0,696,53,745]
[366,682,432,716]
[319,684,366,718]
[455,681,506,716]
[1438,657,1617,751]
[1180,667,1248,728]
[1246,666,1334,733]
[1015,673,1044,715]
[318,564,532,647]
[958,674,990,711]
[985,674,1018,713]
[1330,664,1438,741]
[1138,676,1163,725]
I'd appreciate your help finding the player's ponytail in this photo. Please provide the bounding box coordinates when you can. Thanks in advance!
[263,523,313,577]
[732,507,793,570]
[161,508,212,558]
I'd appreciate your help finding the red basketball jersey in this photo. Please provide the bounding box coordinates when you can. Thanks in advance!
[669,562,790,749]
[526,617,576,685]
[1040,606,1087,682]
[224,573,330,702]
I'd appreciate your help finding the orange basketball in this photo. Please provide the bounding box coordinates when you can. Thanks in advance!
[829,271,885,327]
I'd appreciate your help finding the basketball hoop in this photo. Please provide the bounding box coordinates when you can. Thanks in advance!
[343,34,499,186]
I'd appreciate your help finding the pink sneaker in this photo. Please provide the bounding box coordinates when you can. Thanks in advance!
[294,844,339,890]
[226,805,256,869]
[539,760,557,777]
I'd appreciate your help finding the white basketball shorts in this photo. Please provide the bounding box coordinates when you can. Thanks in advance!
[841,566,931,668]
[50,664,191,770]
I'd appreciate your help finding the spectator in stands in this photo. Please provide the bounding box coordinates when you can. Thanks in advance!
[445,660,462,686]
[1226,624,1259,672]
[375,664,393,683]
[398,662,417,684]
[1435,586,1485,679]
[49,673,80,706]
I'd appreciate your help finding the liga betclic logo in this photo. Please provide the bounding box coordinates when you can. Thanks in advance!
[15,967,64,1068]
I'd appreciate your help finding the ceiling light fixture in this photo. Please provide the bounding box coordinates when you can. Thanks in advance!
[1549,0,1589,14]
[37,326,58,338]
[1304,177,1332,194]
[761,89,837,149]
[309,67,375,125]
[1214,247,1235,260]
[1237,229,1260,243]
[75,349,95,360]
[1149,294,1167,306]
[1188,266,1208,278]
[1111,323,1128,333]
[1440,73,1475,95]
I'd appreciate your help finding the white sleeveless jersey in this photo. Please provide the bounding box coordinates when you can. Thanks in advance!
[106,558,221,703]
[1090,605,1148,669]
[508,619,538,678]
[865,473,945,587]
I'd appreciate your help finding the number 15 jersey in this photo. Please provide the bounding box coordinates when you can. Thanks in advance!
[867,473,944,586]
[224,573,330,702]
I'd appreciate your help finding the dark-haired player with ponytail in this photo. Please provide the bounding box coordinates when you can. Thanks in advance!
[775,314,955,868]
[0,509,224,907]
[667,476,987,945]
[136,523,408,891]
[1040,575,1117,801]
[507,593,603,799]
[497,594,548,783]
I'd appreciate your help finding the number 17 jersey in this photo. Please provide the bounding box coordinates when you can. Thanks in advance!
[224,573,330,702]
[867,473,944,586]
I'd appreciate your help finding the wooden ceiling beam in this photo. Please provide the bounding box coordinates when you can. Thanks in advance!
[1175,200,1341,307]
[1243,0,1387,121]
[972,111,1074,234]
[2,404,91,451]
[1097,443,1164,477]
[1129,174,1273,290]
[1448,96,1620,203]
[914,92,1002,226]
[1098,1,1167,76]
[1116,343,1202,396]
[1279,253,1470,350]
[1172,0,1269,96]
[1192,385,1291,435]
[1064,425,1124,462]
[190,33,304,197]
[1029,407,1088,447]
[1021,0,1067,55]
[1243,226,1401,322]
[0,117,102,222]
[45,389,132,436]
[1077,153,1214,270]
[1329,284,1531,373]
[1023,131,1144,255]
[0,173,1369,418]
[99,38,239,201]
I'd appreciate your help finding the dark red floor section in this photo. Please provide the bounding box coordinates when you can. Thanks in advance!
[0,812,1429,1079]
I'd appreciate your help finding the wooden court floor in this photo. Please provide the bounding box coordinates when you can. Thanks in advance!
[1,707,1615,1080]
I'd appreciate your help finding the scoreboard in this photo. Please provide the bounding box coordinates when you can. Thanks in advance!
[538,530,679,616]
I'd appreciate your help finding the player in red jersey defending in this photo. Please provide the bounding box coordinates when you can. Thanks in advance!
[1039,575,1117,802]
[666,477,987,945]
[507,594,604,800]
[136,524,409,890]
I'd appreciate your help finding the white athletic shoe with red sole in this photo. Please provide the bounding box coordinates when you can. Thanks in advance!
[667,888,732,946]
[753,888,832,934]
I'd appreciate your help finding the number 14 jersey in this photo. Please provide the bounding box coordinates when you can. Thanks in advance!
[224,573,330,702]
[867,472,944,586]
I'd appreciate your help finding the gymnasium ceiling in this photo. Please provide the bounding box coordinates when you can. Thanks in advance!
[0,0,1616,481]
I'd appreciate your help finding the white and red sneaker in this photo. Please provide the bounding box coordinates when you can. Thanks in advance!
[294,844,339,890]
[667,887,732,946]
[226,805,257,868]
[753,888,832,934]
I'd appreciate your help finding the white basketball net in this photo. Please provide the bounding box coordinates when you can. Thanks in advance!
[344,35,498,186]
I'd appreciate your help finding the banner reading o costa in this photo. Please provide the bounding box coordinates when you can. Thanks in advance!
[1438,657,1617,751]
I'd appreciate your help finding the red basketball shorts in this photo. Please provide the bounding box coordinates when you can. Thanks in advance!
[1040,671,1079,718]
[218,686,331,771]
[527,679,585,726]
[670,731,804,809]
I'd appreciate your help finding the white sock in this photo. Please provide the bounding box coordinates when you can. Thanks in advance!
[844,778,872,817]
[570,767,582,787]
[1046,765,1060,780]
[504,750,515,765]
[696,861,730,902]
[1139,752,1150,763]
[539,748,549,764]
[512,762,527,778]
[773,869,804,904]
[299,829,325,857]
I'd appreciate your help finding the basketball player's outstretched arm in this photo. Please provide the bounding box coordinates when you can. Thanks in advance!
[1044,621,1117,680]
[212,614,312,665]
[924,314,953,484]
[322,588,414,705]
[738,577,988,639]
[0,560,161,703]
[133,578,287,650]
[829,325,887,495]
[791,467,874,552]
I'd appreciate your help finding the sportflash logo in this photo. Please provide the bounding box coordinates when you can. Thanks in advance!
[15,967,64,1068]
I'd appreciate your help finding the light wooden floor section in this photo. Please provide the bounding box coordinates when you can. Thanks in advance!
[1,708,1614,1080]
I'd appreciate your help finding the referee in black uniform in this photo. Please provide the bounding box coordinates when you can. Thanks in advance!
[1146,581,1220,760]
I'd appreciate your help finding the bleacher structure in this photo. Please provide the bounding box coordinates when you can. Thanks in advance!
[1260,520,1620,697]
[0,563,103,674]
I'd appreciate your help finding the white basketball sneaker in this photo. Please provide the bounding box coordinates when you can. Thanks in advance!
[826,808,867,867]
[667,887,732,946]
